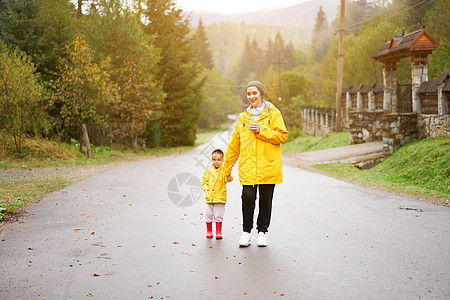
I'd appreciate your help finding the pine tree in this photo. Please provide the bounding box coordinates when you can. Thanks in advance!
[0,0,46,68]
[311,5,330,62]
[193,19,214,69]
[0,0,75,81]
[143,0,202,146]
[402,0,434,30]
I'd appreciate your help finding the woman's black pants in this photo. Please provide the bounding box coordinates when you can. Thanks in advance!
[241,184,275,233]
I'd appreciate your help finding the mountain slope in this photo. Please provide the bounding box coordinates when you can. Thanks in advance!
[186,0,339,28]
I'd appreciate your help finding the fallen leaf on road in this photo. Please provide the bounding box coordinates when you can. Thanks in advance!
[192,243,196,246]
[128,204,132,206]
[28,248,33,250]
[190,269,195,272]
[86,216,90,218]
[173,241,179,244]
[209,246,213,248]
[243,292,247,295]
[384,289,391,292]
[152,243,156,247]
[74,230,79,233]
[280,294,285,296]
[184,214,188,216]
[93,274,100,277]
[91,232,95,235]
[123,195,126,197]
[215,276,220,279]
[86,293,94,296]
[273,291,277,293]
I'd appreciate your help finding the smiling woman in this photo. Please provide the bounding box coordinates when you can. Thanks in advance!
[176,0,309,14]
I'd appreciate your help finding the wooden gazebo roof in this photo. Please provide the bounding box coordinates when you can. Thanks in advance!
[373,28,441,62]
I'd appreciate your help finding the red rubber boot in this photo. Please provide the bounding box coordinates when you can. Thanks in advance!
[206,222,213,238]
[215,222,223,239]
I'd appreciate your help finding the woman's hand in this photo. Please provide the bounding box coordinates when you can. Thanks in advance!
[249,122,260,133]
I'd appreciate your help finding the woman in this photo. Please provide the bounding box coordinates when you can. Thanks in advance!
[223,81,288,247]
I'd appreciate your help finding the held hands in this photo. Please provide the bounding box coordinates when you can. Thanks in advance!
[249,122,260,133]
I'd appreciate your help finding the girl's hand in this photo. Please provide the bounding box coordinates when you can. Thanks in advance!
[249,123,260,133]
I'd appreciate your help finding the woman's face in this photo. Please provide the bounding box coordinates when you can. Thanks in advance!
[247,87,263,108]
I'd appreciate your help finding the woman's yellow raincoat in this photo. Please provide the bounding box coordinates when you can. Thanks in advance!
[223,100,288,185]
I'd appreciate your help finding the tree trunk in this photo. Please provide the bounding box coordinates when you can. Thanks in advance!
[81,123,92,159]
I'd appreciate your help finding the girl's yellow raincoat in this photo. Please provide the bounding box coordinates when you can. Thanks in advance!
[202,166,233,204]
[223,100,288,185]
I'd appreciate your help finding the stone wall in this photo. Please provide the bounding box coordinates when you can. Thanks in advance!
[381,113,419,154]
[348,111,384,144]
[418,114,450,138]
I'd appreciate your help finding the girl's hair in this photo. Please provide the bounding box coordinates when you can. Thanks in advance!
[212,149,224,157]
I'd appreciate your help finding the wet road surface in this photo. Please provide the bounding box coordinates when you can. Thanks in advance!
[1,129,449,299]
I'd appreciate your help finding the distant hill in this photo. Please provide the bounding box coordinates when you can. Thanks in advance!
[185,0,339,28]
[204,23,312,74]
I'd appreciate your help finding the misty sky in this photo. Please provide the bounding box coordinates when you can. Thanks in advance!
[175,0,310,14]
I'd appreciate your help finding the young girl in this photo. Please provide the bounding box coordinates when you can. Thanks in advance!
[201,149,233,239]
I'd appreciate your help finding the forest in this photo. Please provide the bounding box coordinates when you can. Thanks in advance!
[0,0,448,157]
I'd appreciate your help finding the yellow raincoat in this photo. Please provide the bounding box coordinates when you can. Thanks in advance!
[202,166,233,204]
[223,100,288,185]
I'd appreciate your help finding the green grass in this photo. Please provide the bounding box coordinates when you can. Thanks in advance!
[283,131,350,154]
[314,137,450,203]
[0,180,68,219]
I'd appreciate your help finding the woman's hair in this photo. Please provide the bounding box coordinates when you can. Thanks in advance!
[212,149,224,158]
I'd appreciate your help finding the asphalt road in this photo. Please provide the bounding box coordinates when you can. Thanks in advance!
[1,129,449,299]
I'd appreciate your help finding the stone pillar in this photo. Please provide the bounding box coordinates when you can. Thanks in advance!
[346,92,352,109]
[368,91,375,111]
[382,62,397,112]
[437,80,448,117]
[357,91,362,110]
[411,55,428,114]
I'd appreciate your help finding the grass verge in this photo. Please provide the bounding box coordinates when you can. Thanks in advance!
[312,137,450,205]
[283,131,350,154]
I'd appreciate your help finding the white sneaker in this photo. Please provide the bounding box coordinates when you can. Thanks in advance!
[257,232,267,247]
[238,232,251,247]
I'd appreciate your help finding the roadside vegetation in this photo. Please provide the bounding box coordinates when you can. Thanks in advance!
[284,135,449,204]
[283,131,350,154]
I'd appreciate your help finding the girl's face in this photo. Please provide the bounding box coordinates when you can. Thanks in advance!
[247,87,263,108]
[212,153,223,168]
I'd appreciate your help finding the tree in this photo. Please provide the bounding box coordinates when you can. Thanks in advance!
[39,0,76,81]
[52,34,119,158]
[143,0,203,146]
[0,0,46,69]
[193,18,214,69]
[84,0,164,147]
[0,41,47,154]
[311,5,330,62]
[0,0,76,81]
[394,0,434,31]
[424,0,450,79]
[198,68,242,129]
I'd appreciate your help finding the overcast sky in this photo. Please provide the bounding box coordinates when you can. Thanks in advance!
[175,0,310,14]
